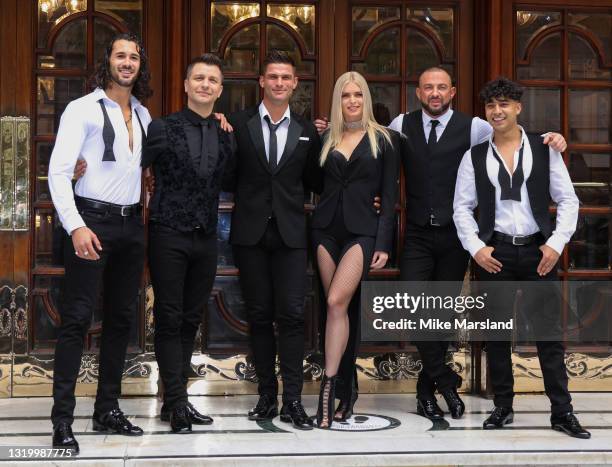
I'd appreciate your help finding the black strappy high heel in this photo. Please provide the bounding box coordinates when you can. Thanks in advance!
[334,376,358,421]
[316,374,338,429]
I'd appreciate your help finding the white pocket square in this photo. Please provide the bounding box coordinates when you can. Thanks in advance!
[299,136,310,141]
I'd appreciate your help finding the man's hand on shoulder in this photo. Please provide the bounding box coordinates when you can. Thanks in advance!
[542,132,567,152]
[314,117,329,135]
[214,112,233,132]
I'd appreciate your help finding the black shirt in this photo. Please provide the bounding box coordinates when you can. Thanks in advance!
[182,107,219,176]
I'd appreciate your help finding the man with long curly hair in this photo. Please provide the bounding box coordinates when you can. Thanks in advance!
[48,32,153,454]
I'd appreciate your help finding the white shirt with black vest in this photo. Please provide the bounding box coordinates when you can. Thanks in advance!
[452,128,579,257]
[48,87,152,235]
[388,109,493,146]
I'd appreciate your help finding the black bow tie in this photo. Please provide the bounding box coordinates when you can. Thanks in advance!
[98,99,116,162]
[490,144,524,202]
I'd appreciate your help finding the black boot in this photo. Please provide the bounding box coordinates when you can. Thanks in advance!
[316,374,338,429]
[334,377,358,421]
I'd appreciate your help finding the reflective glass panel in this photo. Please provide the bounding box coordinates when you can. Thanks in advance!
[569,88,611,144]
[519,87,561,134]
[37,77,86,135]
[211,2,260,52]
[94,18,121,67]
[34,208,65,266]
[38,0,88,48]
[267,4,315,54]
[352,27,400,76]
[569,12,611,62]
[568,214,611,270]
[406,7,454,59]
[205,276,249,350]
[407,84,419,112]
[569,33,611,81]
[352,7,400,55]
[95,0,143,36]
[569,152,612,206]
[369,83,400,126]
[51,19,87,69]
[266,24,315,75]
[516,11,561,60]
[406,28,442,80]
[290,80,314,120]
[217,211,234,267]
[36,142,54,202]
[223,24,260,74]
[517,33,561,80]
[216,80,258,114]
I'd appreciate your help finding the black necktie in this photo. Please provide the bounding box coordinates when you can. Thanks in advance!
[490,144,524,202]
[264,115,287,171]
[98,100,116,162]
[427,119,440,148]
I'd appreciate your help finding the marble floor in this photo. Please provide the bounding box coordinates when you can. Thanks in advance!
[0,393,611,466]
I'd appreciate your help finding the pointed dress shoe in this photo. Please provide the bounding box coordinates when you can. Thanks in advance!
[551,412,591,439]
[170,404,192,434]
[441,387,465,419]
[416,398,445,420]
[52,422,79,454]
[280,400,314,430]
[248,394,278,421]
[92,408,144,436]
[483,406,514,429]
[161,401,213,425]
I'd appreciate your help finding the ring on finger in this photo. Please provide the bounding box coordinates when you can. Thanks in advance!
[83,251,89,256]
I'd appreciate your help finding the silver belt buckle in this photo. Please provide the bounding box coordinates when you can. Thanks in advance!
[512,235,525,246]
[120,205,130,217]
[430,215,440,227]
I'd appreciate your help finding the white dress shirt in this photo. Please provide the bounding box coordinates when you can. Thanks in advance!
[453,128,579,257]
[259,102,291,161]
[388,109,492,147]
[48,87,152,234]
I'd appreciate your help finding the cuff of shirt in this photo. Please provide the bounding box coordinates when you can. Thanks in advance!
[467,237,487,258]
[545,235,566,256]
[64,215,86,236]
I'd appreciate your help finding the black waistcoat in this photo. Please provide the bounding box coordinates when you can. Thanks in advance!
[470,133,552,244]
[401,109,472,226]
[149,112,232,233]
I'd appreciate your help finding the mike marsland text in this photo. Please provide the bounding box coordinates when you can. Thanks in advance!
[371,318,514,330]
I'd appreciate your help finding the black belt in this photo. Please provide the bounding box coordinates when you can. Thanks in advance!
[492,231,542,246]
[75,196,141,217]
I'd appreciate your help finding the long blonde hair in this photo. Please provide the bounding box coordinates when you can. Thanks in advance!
[320,71,392,166]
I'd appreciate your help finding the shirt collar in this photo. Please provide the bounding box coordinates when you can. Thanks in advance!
[421,107,453,129]
[182,107,215,126]
[92,87,143,110]
[259,102,291,125]
[489,126,527,152]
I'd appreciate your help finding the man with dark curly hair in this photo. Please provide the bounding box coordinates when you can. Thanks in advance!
[48,32,153,453]
[453,77,590,439]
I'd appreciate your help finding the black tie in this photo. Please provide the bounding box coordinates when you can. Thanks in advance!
[490,144,524,202]
[98,100,116,162]
[264,115,286,171]
[427,119,440,148]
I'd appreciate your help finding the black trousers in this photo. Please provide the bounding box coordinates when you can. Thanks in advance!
[476,236,572,415]
[51,211,144,426]
[399,223,469,399]
[148,223,217,412]
[233,219,307,403]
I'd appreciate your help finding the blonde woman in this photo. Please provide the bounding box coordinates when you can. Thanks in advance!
[312,71,400,428]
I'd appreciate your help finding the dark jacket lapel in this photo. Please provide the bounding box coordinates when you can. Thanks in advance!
[275,114,303,173]
[246,111,271,173]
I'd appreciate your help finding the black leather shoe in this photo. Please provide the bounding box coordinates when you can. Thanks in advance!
[551,412,591,439]
[441,387,465,419]
[52,422,79,454]
[185,402,213,425]
[417,398,445,420]
[248,394,278,421]
[170,405,192,434]
[280,400,314,430]
[483,406,514,429]
[92,408,144,436]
